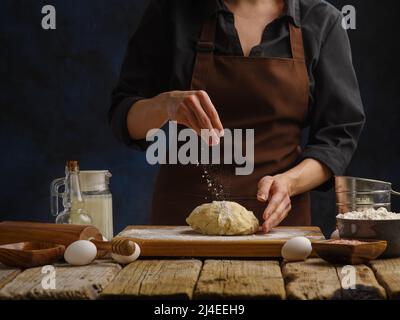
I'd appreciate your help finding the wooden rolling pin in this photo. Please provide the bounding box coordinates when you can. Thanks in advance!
[0,221,135,256]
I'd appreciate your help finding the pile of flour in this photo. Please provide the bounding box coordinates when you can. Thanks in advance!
[216,201,231,227]
[337,207,400,220]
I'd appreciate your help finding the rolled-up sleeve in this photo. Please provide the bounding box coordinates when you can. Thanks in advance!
[109,0,171,150]
[301,14,366,185]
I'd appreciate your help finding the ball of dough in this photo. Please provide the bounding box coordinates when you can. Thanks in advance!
[186,201,259,235]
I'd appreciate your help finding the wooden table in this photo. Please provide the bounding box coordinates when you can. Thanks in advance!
[0,257,399,300]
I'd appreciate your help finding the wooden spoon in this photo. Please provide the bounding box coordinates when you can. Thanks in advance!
[313,239,387,265]
[0,242,65,268]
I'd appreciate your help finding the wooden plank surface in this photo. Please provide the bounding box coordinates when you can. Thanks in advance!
[282,258,342,300]
[194,260,286,299]
[0,261,121,300]
[0,264,20,290]
[336,264,386,300]
[101,259,202,299]
[0,258,394,300]
[118,226,325,258]
[370,259,400,300]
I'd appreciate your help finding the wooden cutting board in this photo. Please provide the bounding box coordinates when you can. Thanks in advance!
[118,226,325,258]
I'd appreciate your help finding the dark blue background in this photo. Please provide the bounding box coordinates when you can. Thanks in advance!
[1,0,399,236]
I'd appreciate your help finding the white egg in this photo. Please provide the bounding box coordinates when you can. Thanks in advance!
[64,240,97,266]
[281,237,312,262]
[111,243,141,265]
[330,229,340,240]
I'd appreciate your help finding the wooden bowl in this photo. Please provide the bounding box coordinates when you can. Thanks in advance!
[337,217,400,258]
[0,242,65,268]
[313,239,387,265]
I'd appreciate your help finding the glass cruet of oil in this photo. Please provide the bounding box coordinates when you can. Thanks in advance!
[50,160,93,225]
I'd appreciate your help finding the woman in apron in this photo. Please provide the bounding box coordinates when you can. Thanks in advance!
[109,0,365,232]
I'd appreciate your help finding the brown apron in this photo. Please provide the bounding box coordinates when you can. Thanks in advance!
[151,14,311,226]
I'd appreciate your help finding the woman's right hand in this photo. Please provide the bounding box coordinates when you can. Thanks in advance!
[159,90,224,145]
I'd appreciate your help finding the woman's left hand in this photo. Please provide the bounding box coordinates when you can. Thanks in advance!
[257,175,293,233]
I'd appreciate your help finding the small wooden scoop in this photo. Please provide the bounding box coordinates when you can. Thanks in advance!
[0,242,65,268]
[313,239,387,265]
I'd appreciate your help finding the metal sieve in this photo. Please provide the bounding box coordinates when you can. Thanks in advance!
[335,176,400,214]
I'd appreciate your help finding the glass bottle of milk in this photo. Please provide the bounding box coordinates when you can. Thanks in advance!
[79,171,114,240]
[52,160,93,225]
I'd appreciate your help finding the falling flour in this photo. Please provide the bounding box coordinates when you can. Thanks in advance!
[199,164,226,201]
[337,207,400,220]
[196,138,233,201]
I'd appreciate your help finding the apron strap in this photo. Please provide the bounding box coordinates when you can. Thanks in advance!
[289,23,305,60]
[197,13,217,52]
[191,14,217,90]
